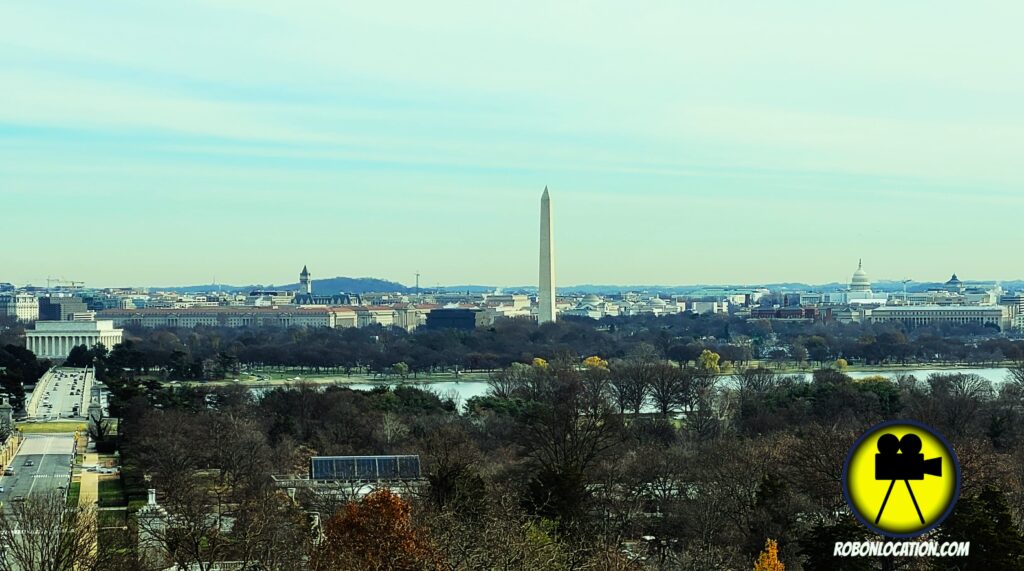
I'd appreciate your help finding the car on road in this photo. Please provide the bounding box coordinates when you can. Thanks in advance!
[0,486,5,493]
[12,496,24,502]
[24,460,33,467]
[4,468,14,476]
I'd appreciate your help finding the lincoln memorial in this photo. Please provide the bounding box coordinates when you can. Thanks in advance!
[25,319,124,359]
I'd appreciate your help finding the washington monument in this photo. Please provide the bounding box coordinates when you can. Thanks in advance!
[539,187,556,323]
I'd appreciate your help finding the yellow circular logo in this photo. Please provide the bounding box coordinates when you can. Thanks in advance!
[842,420,960,537]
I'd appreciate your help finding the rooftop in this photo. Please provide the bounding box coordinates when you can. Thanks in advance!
[98,306,356,315]
[872,305,1004,312]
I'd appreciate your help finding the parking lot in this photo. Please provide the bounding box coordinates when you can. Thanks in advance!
[0,435,75,509]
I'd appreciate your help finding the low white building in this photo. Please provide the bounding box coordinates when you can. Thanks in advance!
[689,301,729,315]
[868,305,1010,330]
[616,296,684,317]
[246,290,296,306]
[25,319,124,359]
[482,294,531,310]
[99,307,357,329]
[563,294,621,319]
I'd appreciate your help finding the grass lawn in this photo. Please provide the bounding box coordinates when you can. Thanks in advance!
[98,453,119,467]
[66,481,81,507]
[258,369,490,384]
[98,508,127,528]
[98,477,127,508]
[98,520,131,557]
[118,462,148,508]
[17,421,86,434]
[171,367,494,388]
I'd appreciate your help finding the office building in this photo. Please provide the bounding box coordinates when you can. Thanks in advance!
[39,296,88,321]
[0,292,39,322]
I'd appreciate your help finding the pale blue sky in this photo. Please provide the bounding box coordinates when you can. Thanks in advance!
[3,1,1024,287]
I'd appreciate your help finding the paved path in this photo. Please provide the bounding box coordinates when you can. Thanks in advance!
[78,452,99,507]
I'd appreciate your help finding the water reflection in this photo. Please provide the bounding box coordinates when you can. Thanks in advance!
[250,367,1013,403]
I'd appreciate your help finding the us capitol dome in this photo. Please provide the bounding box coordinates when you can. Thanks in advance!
[850,259,872,293]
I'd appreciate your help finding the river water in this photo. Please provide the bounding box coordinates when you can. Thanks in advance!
[254,367,1014,403]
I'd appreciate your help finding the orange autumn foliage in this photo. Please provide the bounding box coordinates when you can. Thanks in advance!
[753,538,785,571]
[311,488,440,571]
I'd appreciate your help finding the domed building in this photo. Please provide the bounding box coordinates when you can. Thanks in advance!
[581,293,602,306]
[850,259,872,293]
[564,293,621,319]
[838,259,886,305]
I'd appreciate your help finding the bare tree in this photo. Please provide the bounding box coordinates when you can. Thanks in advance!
[379,411,410,445]
[137,485,310,571]
[0,491,97,571]
[522,369,623,521]
[1007,361,1024,394]
[609,368,650,416]
[425,492,579,571]
[733,367,778,396]
[686,369,722,438]
[924,373,993,438]
[417,421,482,509]
[486,363,531,400]
[131,410,309,571]
[648,362,692,417]
[87,407,113,443]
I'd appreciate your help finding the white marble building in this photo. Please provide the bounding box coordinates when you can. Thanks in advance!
[25,319,124,359]
[867,305,1010,330]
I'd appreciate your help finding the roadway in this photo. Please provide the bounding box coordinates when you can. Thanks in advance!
[0,434,75,509]
[27,367,90,420]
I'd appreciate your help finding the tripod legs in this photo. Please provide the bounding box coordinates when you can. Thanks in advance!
[904,480,925,524]
[875,480,896,524]
[875,479,926,525]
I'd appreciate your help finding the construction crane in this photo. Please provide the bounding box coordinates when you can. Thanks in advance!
[46,276,85,292]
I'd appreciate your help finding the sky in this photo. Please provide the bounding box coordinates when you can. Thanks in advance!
[3,1,1024,288]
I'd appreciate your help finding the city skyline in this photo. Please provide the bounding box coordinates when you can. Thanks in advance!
[5,2,1024,286]
[3,263,1020,292]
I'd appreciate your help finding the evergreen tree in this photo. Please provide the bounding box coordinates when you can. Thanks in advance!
[800,516,873,571]
[931,486,1024,570]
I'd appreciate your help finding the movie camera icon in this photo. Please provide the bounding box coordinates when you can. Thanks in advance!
[874,433,942,525]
